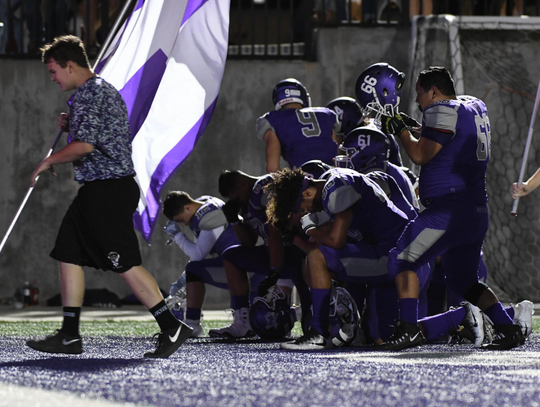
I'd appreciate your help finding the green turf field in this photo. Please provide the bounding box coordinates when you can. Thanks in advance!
[1,318,539,338]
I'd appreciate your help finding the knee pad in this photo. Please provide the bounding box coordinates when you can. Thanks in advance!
[463,281,489,305]
[185,270,203,283]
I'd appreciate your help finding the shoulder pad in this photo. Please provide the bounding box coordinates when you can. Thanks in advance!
[195,201,227,230]
[252,174,274,209]
[256,113,275,140]
[424,103,458,134]
[324,174,362,214]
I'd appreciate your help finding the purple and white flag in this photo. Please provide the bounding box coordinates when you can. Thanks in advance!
[97,0,230,242]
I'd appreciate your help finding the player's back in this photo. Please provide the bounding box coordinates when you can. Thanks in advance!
[419,96,490,204]
[256,107,339,168]
[320,168,409,252]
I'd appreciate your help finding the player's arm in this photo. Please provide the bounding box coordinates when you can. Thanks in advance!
[31,141,94,186]
[381,112,444,165]
[175,227,224,261]
[302,209,353,249]
[397,129,443,165]
[513,167,540,198]
[263,129,282,173]
[267,225,284,269]
[231,222,259,247]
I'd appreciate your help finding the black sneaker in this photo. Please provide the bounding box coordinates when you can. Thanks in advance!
[376,320,426,351]
[280,327,330,350]
[482,324,525,350]
[26,330,83,354]
[144,322,193,358]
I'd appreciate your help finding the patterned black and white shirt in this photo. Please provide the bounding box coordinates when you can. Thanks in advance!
[69,76,135,183]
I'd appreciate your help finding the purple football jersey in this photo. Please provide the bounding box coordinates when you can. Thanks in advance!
[385,162,419,211]
[419,96,490,204]
[243,174,275,245]
[256,107,339,168]
[320,168,409,253]
[366,171,417,221]
[190,196,239,256]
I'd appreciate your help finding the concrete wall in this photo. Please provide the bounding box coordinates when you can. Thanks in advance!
[1,24,527,307]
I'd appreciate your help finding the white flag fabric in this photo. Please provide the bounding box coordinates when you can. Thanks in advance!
[97,0,230,243]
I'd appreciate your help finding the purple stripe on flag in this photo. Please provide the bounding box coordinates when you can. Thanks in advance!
[133,97,219,242]
[134,0,145,11]
[181,0,208,25]
[119,49,167,139]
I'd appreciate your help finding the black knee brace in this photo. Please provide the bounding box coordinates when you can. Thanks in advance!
[185,271,203,283]
[463,281,489,305]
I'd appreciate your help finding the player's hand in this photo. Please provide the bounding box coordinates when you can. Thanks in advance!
[258,268,281,296]
[381,112,419,137]
[164,220,182,236]
[58,113,70,133]
[222,199,242,224]
[512,182,531,199]
[300,213,318,234]
[31,159,56,187]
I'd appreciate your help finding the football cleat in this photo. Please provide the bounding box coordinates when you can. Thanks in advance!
[26,330,83,355]
[511,300,534,338]
[376,320,426,351]
[448,302,484,347]
[185,318,205,338]
[482,324,525,350]
[208,307,256,339]
[144,321,193,358]
[280,327,330,351]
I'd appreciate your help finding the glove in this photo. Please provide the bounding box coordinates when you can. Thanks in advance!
[258,268,281,297]
[381,112,420,136]
[164,220,182,237]
[300,213,318,234]
[222,199,243,224]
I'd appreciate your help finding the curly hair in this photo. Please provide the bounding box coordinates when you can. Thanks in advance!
[40,35,90,68]
[265,168,307,229]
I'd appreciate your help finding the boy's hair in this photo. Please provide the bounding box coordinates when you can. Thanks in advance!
[417,66,456,96]
[162,191,194,220]
[218,170,244,198]
[265,168,307,229]
[40,35,91,69]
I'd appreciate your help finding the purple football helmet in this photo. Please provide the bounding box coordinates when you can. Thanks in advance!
[272,78,311,110]
[301,159,333,179]
[326,97,364,138]
[355,63,405,118]
[334,125,390,173]
[328,285,361,347]
[249,286,294,339]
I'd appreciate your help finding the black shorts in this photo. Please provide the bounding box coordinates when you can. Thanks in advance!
[50,176,142,273]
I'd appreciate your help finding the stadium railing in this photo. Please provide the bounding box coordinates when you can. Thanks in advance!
[0,0,538,60]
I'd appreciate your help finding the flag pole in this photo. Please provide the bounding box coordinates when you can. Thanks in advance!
[0,0,137,256]
[511,77,540,216]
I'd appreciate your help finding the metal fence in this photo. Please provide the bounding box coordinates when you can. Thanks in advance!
[0,0,538,60]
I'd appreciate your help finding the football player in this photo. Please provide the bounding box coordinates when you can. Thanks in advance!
[264,167,430,350]
[256,78,340,173]
[378,66,524,350]
[162,191,263,337]
[209,170,312,338]
[326,96,365,147]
